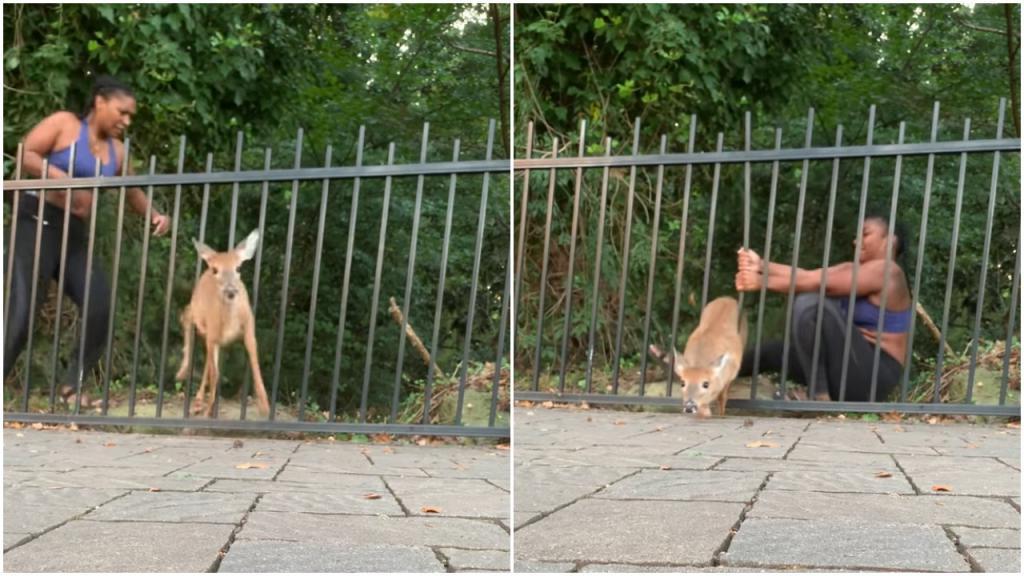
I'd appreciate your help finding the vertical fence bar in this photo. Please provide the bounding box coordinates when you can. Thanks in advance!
[965,98,1006,402]
[737,111,751,329]
[779,108,816,400]
[392,124,431,423]
[515,122,534,365]
[360,143,396,422]
[156,136,187,417]
[423,138,460,424]
[584,138,612,394]
[298,145,333,423]
[184,153,214,419]
[128,157,157,417]
[49,144,76,410]
[668,116,698,397]
[558,119,586,394]
[20,157,49,413]
[228,131,243,248]
[238,149,271,421]
[751,128,784,399]
[456,120,496,425]
[611,120,642,394]
[935,119,971,403]
[213,135,245,420]
[900,102,941,402]
[73,158,102,415]
[270,129,304,420]
[4,143,24,329]
[869,122,906,402]
[807,126,843,399]
[101,139,130,415]
[530,138,558,392]
[490,264,512,427]
[838,105,876,402]
[638,135,668,396]
[329,127,365,422]
[999,231,1021,405]
[700,133,725,312]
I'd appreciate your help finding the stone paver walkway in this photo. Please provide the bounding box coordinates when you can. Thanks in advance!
[3,427,509,572]
[514,407,1020,573]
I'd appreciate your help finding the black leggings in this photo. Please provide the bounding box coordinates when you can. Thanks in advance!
[739,293,903,402]
[4,195,110,393]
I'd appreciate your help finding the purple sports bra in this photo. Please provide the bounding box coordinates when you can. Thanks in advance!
[839,297,912,333]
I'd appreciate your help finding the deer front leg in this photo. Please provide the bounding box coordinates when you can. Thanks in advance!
[243,321,270,415]
[176,307,193,382]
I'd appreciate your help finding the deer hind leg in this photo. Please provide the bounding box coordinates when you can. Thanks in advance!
[243,321,270,415]
[192,343,209,416]
[204,343,220,419]
[176,306,193,382]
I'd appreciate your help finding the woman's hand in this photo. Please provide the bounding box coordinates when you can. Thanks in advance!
[735,268,762,292]
[151,211,171,236]
[737,247,762,272]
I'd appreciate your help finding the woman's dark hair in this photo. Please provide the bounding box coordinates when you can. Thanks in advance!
[82,75,134,117]
[864,210,910,264]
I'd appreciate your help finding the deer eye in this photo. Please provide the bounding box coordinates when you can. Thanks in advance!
[702,381,710,389]
[211,266,219,275]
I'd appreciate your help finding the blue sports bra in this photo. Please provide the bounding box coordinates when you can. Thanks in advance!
[839,297,912,334]
[47,117,118,178]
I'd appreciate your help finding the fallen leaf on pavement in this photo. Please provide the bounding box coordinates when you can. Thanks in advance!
[69,423,79,431]
[364,493,382,500]
[103,442,116,447]
[31,423,43,430]
[1006,421,1020,429]
[881,411,902,423]
[421,506,442,514]
[495,443,510,450]
[745,440,779,448]
[235,462,269,470]
[542,401,554,409]
[383,446,395,454]
[613,420,626,426]
[931,484,953,492]
[743,419,754,427]
[148,487,161,492]
[659,465,671,470]
[580,402,591,410]
[874,471,893,478]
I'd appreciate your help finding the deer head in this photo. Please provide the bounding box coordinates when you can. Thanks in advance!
[193,230,259,303]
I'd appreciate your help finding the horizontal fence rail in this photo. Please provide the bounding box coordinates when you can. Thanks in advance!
[3,122,511,438]
[515,100,1021,417]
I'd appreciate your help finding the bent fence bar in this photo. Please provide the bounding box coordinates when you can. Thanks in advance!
[516,100,1021,416]
[3,121,511,437]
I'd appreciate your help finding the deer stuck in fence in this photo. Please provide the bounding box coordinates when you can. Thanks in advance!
[176,230,270,418]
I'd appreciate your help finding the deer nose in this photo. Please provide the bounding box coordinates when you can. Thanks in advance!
[225,289,237,300]
[683,401,697,414]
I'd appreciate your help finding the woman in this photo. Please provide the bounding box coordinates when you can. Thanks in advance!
[734,213,912,402]
[4,75,170,405]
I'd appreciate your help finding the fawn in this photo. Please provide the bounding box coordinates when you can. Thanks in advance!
[649,296,747,418]
[176,230,270,418]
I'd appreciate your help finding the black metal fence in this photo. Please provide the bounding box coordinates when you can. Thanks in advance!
[3,121,511,437]
[516,100,1021,416]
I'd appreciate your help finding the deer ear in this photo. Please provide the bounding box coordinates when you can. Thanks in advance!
[235,230,260,262]
[673,350,686,371]
[713,354,730,374]
[192,238,215,262]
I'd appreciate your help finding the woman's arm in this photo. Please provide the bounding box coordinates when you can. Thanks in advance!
[737,248,897,297]
[116,141,170,236]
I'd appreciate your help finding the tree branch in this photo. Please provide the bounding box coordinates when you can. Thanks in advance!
[490,4,510,158]
[1005,4,1021,137]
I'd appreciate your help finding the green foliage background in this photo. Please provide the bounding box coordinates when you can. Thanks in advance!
[4,3,510,422]
[515,4,1020,392]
